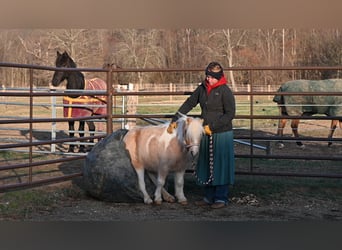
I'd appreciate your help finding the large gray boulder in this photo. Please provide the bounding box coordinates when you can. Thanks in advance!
[82,129,154,202]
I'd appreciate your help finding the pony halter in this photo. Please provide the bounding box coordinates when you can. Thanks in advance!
[185,142,200,150]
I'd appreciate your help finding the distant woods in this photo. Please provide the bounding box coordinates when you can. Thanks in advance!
[0,29,342,88]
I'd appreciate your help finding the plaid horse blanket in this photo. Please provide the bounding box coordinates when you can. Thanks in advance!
[273,79,342,116]
[63,78,107,118]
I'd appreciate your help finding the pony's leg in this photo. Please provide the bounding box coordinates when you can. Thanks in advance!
[147,172,175,203]
[174,170,187,205]
[328,120,338,147]
[276,118,287,149]
[153,171,168,205]
[135,168,153,204]
[68,121,75,152]
[291,119,304,148]
[78,121,86,153]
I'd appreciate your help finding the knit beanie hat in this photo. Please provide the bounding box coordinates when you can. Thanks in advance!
[205,61,224,80]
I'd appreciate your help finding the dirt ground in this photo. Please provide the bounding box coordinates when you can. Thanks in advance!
[19,172,341,222]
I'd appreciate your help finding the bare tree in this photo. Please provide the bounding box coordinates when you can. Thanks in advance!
[297,29,342,79]
[221,29,247,91]
[197,29,247,90]
[2,28,342,89]
[46,29,107,80]
[110,29,166,87]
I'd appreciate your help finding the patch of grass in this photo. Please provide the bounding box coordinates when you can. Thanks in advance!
[0,151,49,162]
[0,185,83,220]
[236,158,342,175]
[0,151,29,161]
[232,175,342,203]
[0,189,54,220]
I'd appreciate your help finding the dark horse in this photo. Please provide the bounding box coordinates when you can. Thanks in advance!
[51,51,107,153]
[273,79,342,149]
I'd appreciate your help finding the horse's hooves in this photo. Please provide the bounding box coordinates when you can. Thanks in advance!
[298,144,305,149]
[277,143,285,149]
[79,147,86,153]
[328,143,333,147]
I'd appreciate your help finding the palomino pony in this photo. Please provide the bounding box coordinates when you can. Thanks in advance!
[51,51,107,153]
[273,79,342,149]
[123,115,203,205]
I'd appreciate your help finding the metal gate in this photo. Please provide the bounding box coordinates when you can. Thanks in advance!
[1,63,342,192]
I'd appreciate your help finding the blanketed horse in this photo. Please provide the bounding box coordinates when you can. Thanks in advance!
[123,115,203,205]
[51,51,107,153]
[273,79,342,148]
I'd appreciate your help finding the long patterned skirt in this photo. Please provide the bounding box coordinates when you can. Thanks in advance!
[195,130,235,186]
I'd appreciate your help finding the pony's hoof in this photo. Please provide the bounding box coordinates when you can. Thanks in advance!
[163,195,176,203]
[178,200,188,206]
[154,200,162,205]
[277,143,284,149]
[298,144,305,149]
[144,198,153,204]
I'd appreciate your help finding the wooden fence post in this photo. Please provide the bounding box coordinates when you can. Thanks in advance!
[126,83,138,129]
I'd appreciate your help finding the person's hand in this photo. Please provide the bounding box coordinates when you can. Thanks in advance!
[204,125,212,136]
[167,122,177,134]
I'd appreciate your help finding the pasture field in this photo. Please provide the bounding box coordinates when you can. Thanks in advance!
[0,94,342,221]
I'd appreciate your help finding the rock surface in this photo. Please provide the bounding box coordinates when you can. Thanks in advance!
[82,129,154,202]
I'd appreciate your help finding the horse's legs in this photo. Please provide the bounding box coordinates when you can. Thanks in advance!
[86,120,96,150]
[174,170,187,205]
[78,121,86,153]
[290,119,304,148]
[68,121,75,152]
[135,168,153,204]
[147,172,175,203]
[328,120,339,147]
[276,118,287,149]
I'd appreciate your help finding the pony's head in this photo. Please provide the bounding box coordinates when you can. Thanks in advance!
[177,116,204,157]
[51,51,77,87]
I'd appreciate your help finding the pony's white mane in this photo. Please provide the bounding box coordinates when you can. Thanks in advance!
[175,116,203,143]
[175,117,186,142]
[186,118,204,140]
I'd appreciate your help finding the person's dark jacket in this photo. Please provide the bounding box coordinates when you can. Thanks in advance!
[172,81,235,133]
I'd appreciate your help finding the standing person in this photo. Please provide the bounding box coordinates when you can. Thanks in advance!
[167,61,236,209]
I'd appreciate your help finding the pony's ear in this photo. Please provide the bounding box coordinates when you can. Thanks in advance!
[57,51,61,56]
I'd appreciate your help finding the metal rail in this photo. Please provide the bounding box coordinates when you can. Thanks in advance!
[1,63,342,192]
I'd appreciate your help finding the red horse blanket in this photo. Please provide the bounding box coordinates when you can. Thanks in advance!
[63,78,107,118]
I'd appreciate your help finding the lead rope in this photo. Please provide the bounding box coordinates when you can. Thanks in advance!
[193,135,214,185]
